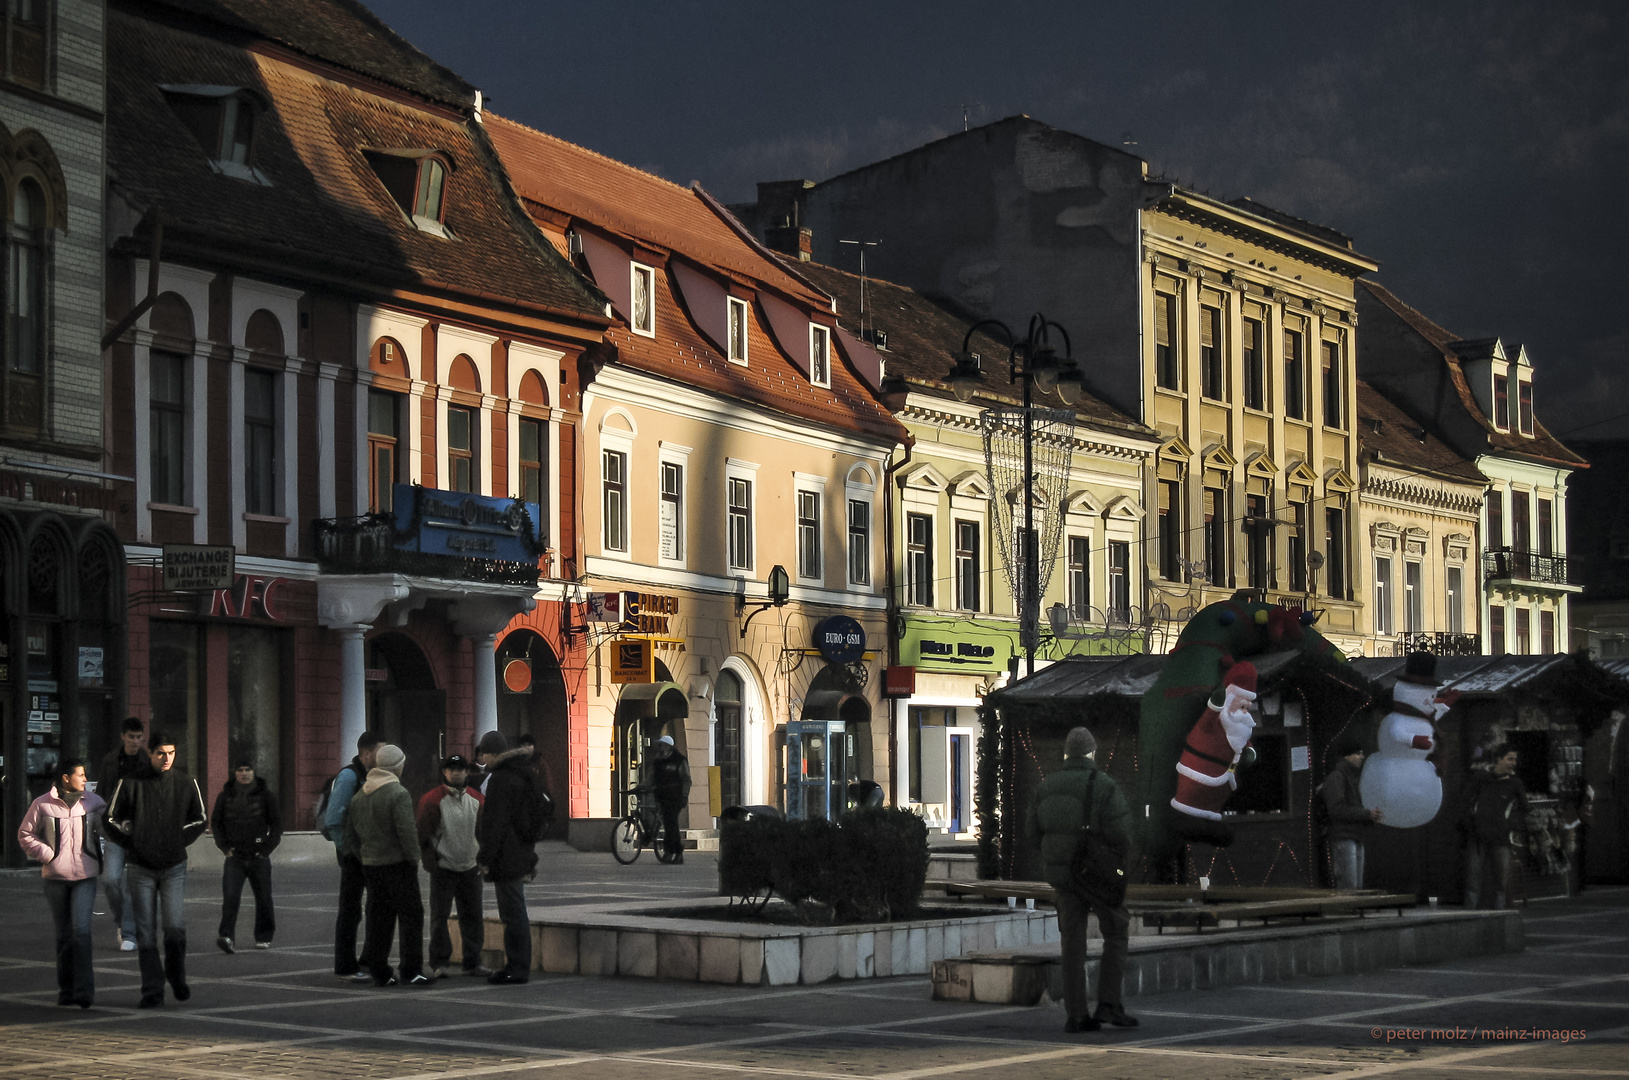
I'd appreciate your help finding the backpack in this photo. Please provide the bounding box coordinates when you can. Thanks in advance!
[519,777,553,843]
[313,762,362,841]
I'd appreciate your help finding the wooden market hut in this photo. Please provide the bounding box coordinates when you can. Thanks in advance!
[979,649,1377,888]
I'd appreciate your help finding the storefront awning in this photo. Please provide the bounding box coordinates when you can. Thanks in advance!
[615,681,688,719]
[802,689,871,722]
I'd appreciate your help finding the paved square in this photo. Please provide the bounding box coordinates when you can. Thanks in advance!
[1,845,1623,1079]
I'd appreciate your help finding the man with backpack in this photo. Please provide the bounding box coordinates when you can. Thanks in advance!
[475,732,546,984]
[322,731,380,981]
[1025,726,1137,1034]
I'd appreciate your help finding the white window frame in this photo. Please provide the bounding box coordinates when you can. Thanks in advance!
[630,262,656,338]
[905,510,935,607]
[809,324,831,388]
[1066,532,1092,619]
[657,441,691,569]
[727,296,749,365]
[793,472,827,585]
[601,447,629,555]
[953,518,982,613]
[726,458,760,576]
[846,467,877,590]
[1373,555,1394,636]
[1404,559,1423,633]
[1445,562,1464,634]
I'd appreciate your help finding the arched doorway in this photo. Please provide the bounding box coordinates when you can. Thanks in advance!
[714,670,743,811]
[365,632,445,798]
[803,663,874,783]
[496,630,568,836]
[612,659,687,816]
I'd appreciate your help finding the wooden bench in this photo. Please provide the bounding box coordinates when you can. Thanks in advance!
[928,879,1417,933]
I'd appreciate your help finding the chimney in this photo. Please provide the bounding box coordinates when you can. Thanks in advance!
[756,179,815,261]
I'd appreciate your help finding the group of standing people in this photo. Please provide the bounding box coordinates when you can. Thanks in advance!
[325,729,551,987]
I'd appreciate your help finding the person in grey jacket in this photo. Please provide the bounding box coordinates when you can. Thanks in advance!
[344,743,429,987]
[1321,738,1383,890]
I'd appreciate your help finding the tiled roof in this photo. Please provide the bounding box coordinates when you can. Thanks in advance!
[789,259,1151,439]
[108,8,606,323]
[485,115,826,306]
[1356,381,1480,483]
[1224,197,1355,250]
[150,0,475,107]
[485,116,906,445]
[1357,279,1586,469]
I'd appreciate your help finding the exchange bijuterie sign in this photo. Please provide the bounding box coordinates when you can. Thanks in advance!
[162,545,235,591]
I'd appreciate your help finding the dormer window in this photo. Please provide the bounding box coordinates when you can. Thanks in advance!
[809,324,831,387]
[1493,373,1509,429]
[161,85,269,184]
[630,263,655,337]
[364,149,455,237]
[5,0,48,89]
[1518,379,1533,435]
[727,297,749,364]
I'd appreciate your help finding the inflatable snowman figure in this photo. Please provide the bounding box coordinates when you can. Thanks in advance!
[1360,651,1453,828]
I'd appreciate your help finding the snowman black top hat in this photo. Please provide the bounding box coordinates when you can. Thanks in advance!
[1398,650,1439,687]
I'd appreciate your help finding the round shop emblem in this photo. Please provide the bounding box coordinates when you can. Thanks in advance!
[503,658,533,693]
[814,615,866,665]
[460,498,478,526]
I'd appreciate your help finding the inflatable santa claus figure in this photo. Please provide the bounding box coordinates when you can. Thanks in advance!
[1171,660,1259,824]
[1361,651,1452,828]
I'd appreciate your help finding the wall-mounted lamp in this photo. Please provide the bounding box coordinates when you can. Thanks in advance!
[738,564,790,639]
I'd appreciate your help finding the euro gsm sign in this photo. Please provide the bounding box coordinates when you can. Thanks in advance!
[202,575,286,621]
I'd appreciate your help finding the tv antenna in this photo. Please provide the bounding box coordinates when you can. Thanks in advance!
[839,239,880,341]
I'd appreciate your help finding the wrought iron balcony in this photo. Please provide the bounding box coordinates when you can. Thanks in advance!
[1393,631,1482,657]
[1482,547,1574,586]
[313,515,542,588]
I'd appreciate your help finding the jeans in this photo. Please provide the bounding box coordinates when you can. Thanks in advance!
[1465,842,1513,909]
[360,862,423,983]
[101,839,136,942]
[42,877,97,1004]
[1056,887,1130,1021]
[659,801,683,860]
[219,854,276,944]
[1330,839,1366,891]
[334,850,365,974]
[127,861,189,999]
[493,876,531,978]
[427,866,483,971]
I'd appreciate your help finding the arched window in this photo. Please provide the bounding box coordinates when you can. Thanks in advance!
[5,179,45,430]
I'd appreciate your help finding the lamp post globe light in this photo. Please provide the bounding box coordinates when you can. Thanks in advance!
[946,314,1081,678]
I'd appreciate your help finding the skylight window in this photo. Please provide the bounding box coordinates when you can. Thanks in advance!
[364,149,455,237]
[161,85,270,184]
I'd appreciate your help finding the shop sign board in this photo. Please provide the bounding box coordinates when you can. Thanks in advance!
[898,616,1018,673]
[162,544,235,591]
[884,665,917,697]
[814,615,866,665]
[586,592,623,622]
[199,575,289,622]
[393,484,544,562]
[610,637,654,684]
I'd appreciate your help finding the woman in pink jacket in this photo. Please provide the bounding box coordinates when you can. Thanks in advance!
[17,757,105,1008]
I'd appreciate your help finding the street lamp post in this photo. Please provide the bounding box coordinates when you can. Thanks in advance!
[946,314,1082,679]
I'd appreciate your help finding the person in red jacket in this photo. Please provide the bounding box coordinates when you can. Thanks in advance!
[416,755,487,978]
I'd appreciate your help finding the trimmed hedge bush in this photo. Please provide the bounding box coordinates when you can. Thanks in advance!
[718,806,930,924]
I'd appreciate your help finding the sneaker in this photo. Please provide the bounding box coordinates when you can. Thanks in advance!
[406,974,433,987]
[120,938,137,953]
[254,942,271,950]
[138,994,163,1009]
[374,976,398,988]
[216,936,234,955]
[347,971,373,983]
[430,968,447,980]
[1092,1004,1138,1028]
[462,964,492,977]
[1064,1016,1101,1033]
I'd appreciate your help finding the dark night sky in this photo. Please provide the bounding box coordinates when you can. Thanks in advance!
[366,0,1629,440]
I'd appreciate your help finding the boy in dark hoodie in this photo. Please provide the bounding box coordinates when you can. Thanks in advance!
[211,760,283,953]
[104,730,208,1009]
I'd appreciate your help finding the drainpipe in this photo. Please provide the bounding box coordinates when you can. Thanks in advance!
[883,434,913,808]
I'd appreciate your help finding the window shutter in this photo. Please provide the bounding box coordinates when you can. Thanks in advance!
[1200,307,1216,349]
[1155,294,1172,347]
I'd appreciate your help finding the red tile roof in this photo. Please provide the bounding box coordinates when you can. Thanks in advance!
[108,7,606,324]
[1358,279,1585,469]
[1356,381,1480,483]
[486,115,906,445]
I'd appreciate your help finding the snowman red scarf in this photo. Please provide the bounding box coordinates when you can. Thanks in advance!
[1171,661,1258,822]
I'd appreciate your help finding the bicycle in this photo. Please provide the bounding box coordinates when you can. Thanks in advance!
[610,786,678,864]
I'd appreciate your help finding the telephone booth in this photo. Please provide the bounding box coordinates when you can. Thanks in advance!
[785,719,847,820]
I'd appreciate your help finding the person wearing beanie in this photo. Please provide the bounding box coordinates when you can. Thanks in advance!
[343,743,429,987]
[325,730,381,982]
[1024,726,1136,1034]
[17,758,106,1008]
[1320,737,1382,890]
[210,760,282,953]
[474,731,509,795]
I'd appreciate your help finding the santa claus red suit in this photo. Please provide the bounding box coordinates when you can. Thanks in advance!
[1171,661,1258,821]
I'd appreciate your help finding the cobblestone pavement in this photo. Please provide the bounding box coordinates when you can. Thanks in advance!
[1,843,1624,1079]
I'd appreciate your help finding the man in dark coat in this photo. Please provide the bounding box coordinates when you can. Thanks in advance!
[325,730,380,981]
[1320,738,1382,889]
[642,735,691,863]
[104,730,208,1008]
[1463,742,1530,909]
[1024,726,1137,1034]
[476,732,544,984]
[210,761,283,953]
[97,716,147,951]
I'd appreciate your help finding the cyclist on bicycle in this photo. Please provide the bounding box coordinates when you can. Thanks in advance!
[641,735,691,864]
